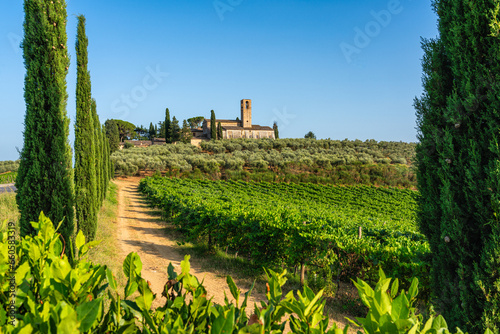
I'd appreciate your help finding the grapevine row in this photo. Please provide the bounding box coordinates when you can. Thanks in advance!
[139,176,430,293]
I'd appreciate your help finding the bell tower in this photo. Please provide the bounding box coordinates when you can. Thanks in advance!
[241,99,252,128]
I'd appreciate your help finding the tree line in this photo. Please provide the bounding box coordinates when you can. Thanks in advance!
[16,0,112,259]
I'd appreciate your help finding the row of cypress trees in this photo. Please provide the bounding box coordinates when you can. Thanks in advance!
[16,0,111,258]
[74,15,112,242]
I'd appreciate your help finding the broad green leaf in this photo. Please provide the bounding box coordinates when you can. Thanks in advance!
[75,230,85,252]
[106,268,117,291]
[431,315,448,330]
[390,278,399,299]
[167,262,177,280]
[226,276,240,305]
[407,277,419,301]
[123,252,142,279]
[181,255,191,275]
[125,279,139,299]
[210,307,235,334]
[304,289,324,317]
[136,279,154,311]
[76,297,103,332]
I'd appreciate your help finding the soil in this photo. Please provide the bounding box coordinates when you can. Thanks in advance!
[114,176,357,332]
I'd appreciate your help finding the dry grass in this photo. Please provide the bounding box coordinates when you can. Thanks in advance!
[87,181,128,291]
[0,193,20,236]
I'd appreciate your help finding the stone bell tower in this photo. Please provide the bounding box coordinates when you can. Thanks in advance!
[241,99,252,128]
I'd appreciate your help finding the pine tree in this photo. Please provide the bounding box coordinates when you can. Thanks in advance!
[273,122,279,139]
[415,1,500,331]
[210,110,216,140]
[74,15,97,242]
[217,122,223,140]
[16,0,75,248]
[165,108,171,143]
[169,116,181,142]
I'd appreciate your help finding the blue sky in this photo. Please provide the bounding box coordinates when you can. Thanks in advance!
[0,0,438,161]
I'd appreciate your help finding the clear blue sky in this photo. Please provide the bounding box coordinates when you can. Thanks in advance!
[0,0,438,161]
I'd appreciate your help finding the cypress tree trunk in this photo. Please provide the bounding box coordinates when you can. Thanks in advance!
[74,15,97,242]
[415,1,500,331]
[16,0,74,249]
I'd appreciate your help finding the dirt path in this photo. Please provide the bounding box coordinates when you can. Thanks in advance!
[114,177,357,332]
[114,177,266,309]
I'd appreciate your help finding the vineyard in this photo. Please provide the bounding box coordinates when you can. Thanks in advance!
[0,172,16,185]
[139,176,430,295]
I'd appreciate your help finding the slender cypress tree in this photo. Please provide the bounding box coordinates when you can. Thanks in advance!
[16,0,74,247]
[149,122,155,141]
[415,1,500,331]
[105,119,120,153]
[273,122,279,139]
[92,98,104,207]
[210,110,216,140]
[217,122,223,140]
[74,15,97,242]
[165,108,171,143]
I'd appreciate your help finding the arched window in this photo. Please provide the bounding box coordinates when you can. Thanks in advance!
[246,101,249,109]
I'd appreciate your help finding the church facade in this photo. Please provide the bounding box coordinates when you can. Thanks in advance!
[192,100,275,143]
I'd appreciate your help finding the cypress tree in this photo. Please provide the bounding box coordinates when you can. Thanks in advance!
[105,119,120,153]
[210,110,216,140]
[273,122,279,139]
[170,116,180,142]
[217,122,223,140]
[92,98,103,207]
[16,0,74,248]
[74,15,97,242]
[415,1,500,331]
[149,122,155,141]
[165,108,171,143]
[101,125,109,198]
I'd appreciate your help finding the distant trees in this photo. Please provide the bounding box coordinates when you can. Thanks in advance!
[114,119,136,142]
[16,0,74,247]
[304,131,316,139]
[188,116,204,129]
[273,122,279,139]
[210,110,216,140]
[415,1,500,331]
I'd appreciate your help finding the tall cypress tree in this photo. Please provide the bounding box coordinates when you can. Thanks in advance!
[210,110,216,140]
[92,98,104,207]
[217,122,223,140]
[415,1,500,331]
[165,108,171,143]
[16,0,74,248]
[74,15,97,242]
[273,122,279,139]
